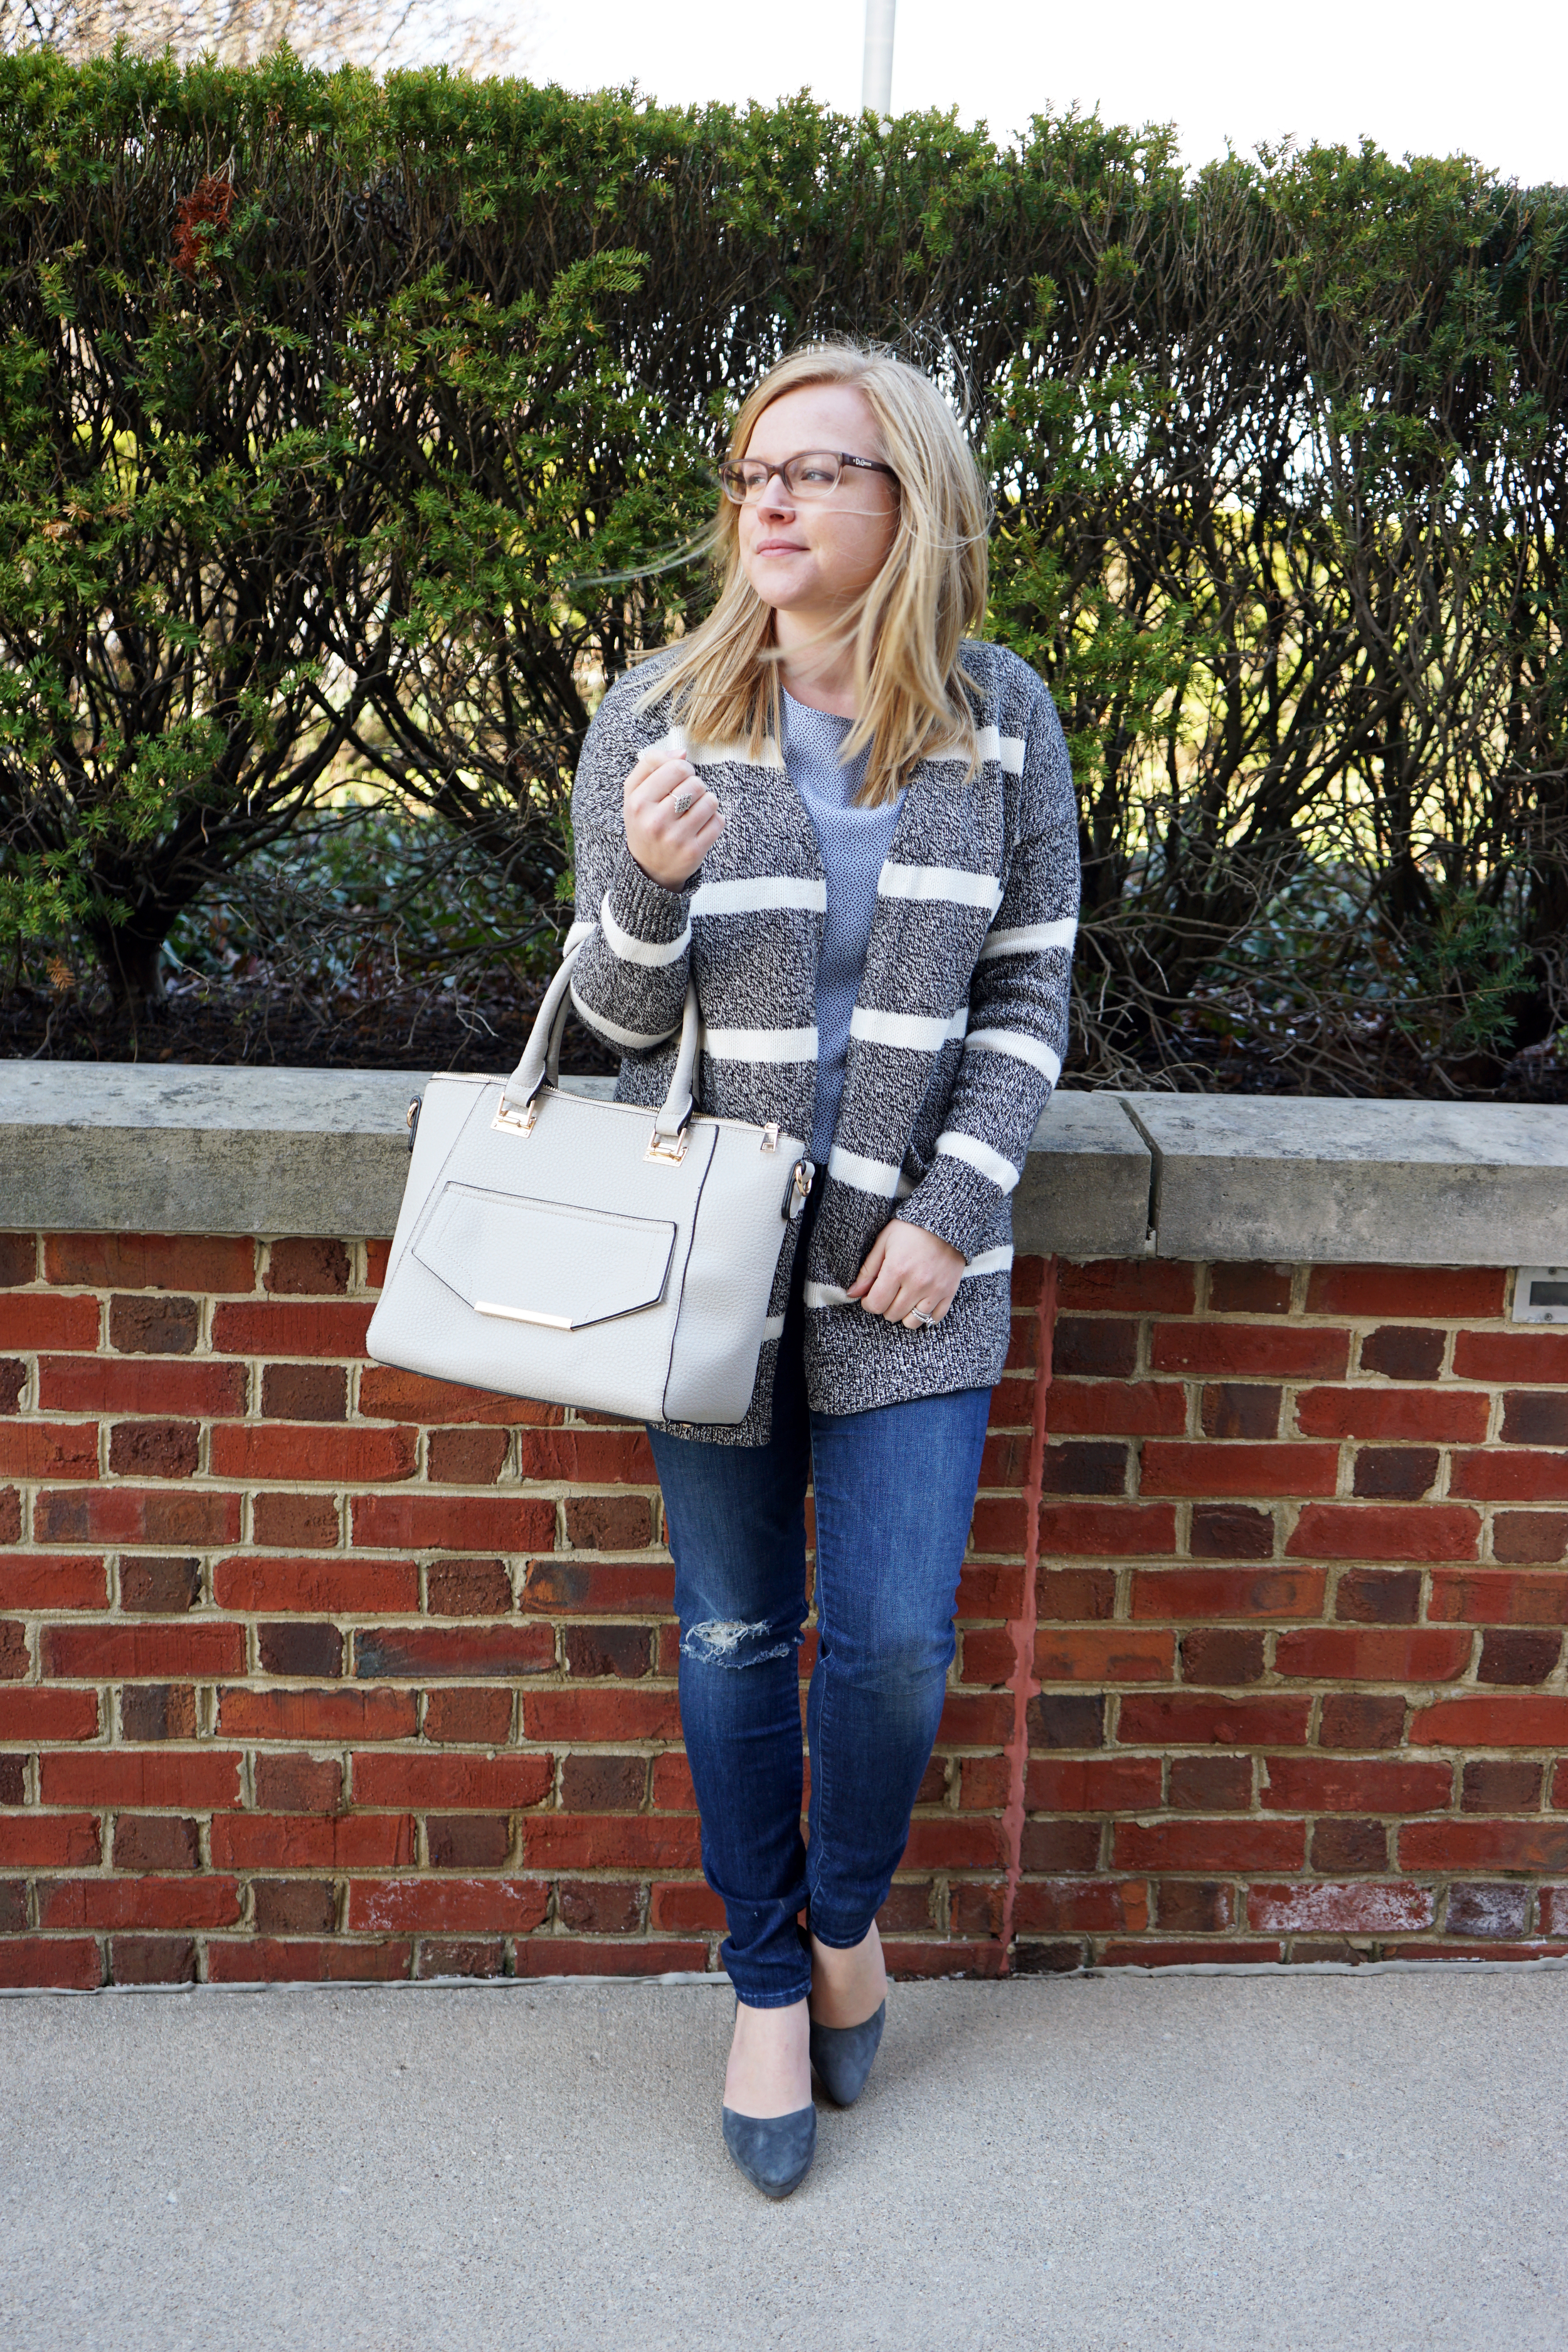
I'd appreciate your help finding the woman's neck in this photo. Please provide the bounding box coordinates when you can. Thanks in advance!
[772,608,861,719]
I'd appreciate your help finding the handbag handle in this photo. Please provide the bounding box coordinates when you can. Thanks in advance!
[498,934,700,1145]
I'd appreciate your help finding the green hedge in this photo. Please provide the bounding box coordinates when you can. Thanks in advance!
[1,51,1565,1086]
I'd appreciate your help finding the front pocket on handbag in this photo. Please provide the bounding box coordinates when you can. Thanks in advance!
[412,1184,677,1331]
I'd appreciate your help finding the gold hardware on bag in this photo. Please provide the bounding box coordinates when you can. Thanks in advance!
[492,1096,541,1136]
[645,1125,689,1164]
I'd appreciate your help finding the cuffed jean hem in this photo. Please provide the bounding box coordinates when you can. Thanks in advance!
[728,1979,813,2009]
[803,1915,879,1952]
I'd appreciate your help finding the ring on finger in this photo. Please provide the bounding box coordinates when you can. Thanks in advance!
[673,788,696,817]
[908,1305,936,1329]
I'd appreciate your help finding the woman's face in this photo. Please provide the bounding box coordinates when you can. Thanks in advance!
[734,383,900,625]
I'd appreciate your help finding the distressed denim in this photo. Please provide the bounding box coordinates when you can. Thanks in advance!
[649,1237,991,2008]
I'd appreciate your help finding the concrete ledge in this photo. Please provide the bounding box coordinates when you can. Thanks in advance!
[1126,1094,1568,1266]
[3,1064,1565,1264]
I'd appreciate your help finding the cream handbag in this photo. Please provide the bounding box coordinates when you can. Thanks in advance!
[366,945,813,1425]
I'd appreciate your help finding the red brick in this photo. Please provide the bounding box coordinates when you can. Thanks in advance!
[1130,1567,1325,1620]
[956,1752,1009,1807]
[1030,1628,1175,1682]
[1168,1754,1250,1809]
[351,1496,555,1553]
[352,1624,555,1680]
[40,1749,239,1808]
[509,1939,709,1979]
[1140,1441,1340,1500]
[556,1879,644,1934]
[365,1240,391,1289]
[1444,1883,1530,1939]
[1305,1266,1505,1320]
[561,1496,655,1551]
[109,1936,198,1984]
[1318,1693,1407,1749]
[0,1555,107,1610]
[1039,1441,1130,1496]
[1310,1818,1389,1870]
[0,1236,36,1286]
[357,1367,561,1424]
[108,1419,199,1479]
[265,1240,350,1296]
[1500,1392,1568,1447]
[1116,1694,1311,1747]
[558,1754,647,1811]
[1052,1319,1138,1379]
[204,1938,413,1984]
[1113,1819,1306,1870]
[1057,1261,1196,1313]
[936,1692,1014,1744]
[564,1624,654,1680]
[0,1359,22,1413]
[649,1880,726,1933]
[1009,1880,1150,1934]
[45,1234,255,1293]
[1027,1692,1104,1748]
[1261,1756,1452,1812]
[43,1622,243,1679]
[1453,1330,1568,1384]
[1274,1628,1471,1682]
[422,1688,513,1744]
[1018,1819,1101,1873]
[1152,1325,1347,1379]
[1478,1628,1562,1684]
[1286,1504,1480,1562]
[34,1488,241,1547]
[522,1691,682,1742]
[1294,1387,1488,1443]
[253,1492,341,1549]
[523,1816,704,1870]
[0,1813,100,1866]
[112,1815,201,1870]
[1539,1887,1568,1934]
[0,1295,98,1351]
[1336,1569,1422,1624]
[979,1430,1032,1489]
[1037,1502,1177,1558]
[414,1938,507,1978]
[1200,1384,1282,1439]
[650,1752,696,1809]
[1429,1571,1568,1625]
[1189,1506,1277,1559]
[1462,1757,1542,1811]
[0,1938,102,1989]
[211,1424,418,1484]
[427,1428,511,1485]
[515,1429,656,1482]
[211,1301,372,1359]
[1412,1695,1568,1747]
[215,1814,415,1870]
[0,1422,99,1480]
[253,1752,344,1812]
[1047,1380,1187,1437]
[260,1364,347,1422]
[259,1620,344,1678]
[1491,1515,1568,1565]
[1246,1881,1436,1932]
[351,1754,554,1809]
[955,1562,1028,1616]
[1353,1448,1440,1502]
[1208,1264,1293,1315]
[213,1555,420,1613]
[40,1362,241,1422]
[521,1559,675,1614]
[1399,1820,1568,1872]
[118,1682,196,1740]
[1179,1627,1264,1685]
[120,1556,201,1613]
[346,1876,549,1932]
[0,1687,100,1739]
[250,1878,339,1935]
[970,1498,1030,1551]
[426,1559,513,1616]
[1033,1569,1116,1622]
[218,1687,416,1740]
[1452,1451,1568,1503]
[1153,1880,1236,1932]
[40,1875,240,1930]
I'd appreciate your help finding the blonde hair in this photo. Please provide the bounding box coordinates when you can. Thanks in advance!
[649,342,990,807]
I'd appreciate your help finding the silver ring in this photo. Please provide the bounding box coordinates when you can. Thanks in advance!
[910,1308,935,1328]
[673,789,696,817]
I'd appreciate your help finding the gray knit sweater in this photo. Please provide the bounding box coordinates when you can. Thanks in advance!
[566,639,1079,1444]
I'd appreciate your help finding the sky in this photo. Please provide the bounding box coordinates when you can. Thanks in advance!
[524,0,1565,187]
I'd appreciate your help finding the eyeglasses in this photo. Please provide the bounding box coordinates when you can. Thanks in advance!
[718,450,899,504]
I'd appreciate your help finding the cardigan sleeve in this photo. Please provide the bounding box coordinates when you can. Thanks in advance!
[896,683,1079,1263]
[566,674,694,1059]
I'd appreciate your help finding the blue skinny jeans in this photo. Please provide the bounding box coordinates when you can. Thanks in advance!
[648,1242,990,2008]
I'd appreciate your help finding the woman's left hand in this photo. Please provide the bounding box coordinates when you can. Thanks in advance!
[847,1222,967,1330]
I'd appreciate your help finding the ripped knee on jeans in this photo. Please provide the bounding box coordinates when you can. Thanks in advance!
[681,1616,797,1669]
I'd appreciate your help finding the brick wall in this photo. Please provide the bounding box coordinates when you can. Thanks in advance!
[1,1229,1565,1988]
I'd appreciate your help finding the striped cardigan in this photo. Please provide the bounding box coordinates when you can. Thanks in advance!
[567,638,1079,1443]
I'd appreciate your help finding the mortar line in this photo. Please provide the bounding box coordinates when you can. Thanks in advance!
[997,1255,1058,1971]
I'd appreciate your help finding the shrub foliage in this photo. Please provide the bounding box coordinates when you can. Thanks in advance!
[1,51,1564,1089]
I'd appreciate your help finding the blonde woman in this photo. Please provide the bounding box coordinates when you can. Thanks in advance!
[566,342,1078,2196]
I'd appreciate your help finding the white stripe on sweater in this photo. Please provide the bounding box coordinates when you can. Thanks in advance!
[975,726,1027,775]
[879,863,1004,913]
[965,1026,1064,1083]
[977,917,1079,962]
[701,1024,819,1062]
[562,918,596,953]
[760,1313,787,1342]
[936,1129,1020,1194]
[691,876,827,918]
[805,1244,1014,1312]
[849,1005,970,1052]
[828,1147,915,1200]
[600,893,691,968]
[569,984,677,1052]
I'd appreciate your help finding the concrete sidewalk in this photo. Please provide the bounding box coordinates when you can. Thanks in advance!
[1,1966,1563,2352]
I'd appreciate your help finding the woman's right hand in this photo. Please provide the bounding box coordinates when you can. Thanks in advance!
[622,748,724,890]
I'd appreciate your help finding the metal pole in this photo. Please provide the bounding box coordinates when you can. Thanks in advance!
[862,0,896,119]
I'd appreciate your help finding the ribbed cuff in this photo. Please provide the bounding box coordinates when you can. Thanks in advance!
[896,1150,1004,1264]
[605,840,694,941]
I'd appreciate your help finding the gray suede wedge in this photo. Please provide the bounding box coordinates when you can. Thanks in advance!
[808,1999,886,2107]
[721,2103,817,2199]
